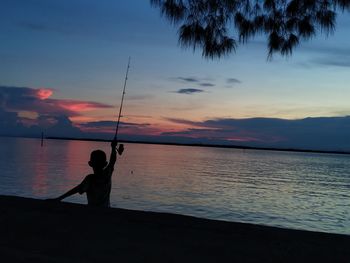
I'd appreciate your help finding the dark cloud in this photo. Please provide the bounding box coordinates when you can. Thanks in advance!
[311,57,350,68]
[17,21,73,36]
[171,76,242,89]
[79,121,150,128]
[76,120,155,136]
[162,128,216,136]
[227,78,241,84]
[165,116,350,151]
[199,82,215,87]
[165,118,198,126]
[119,121,151,127]
[176,77,199,83]
[43,115,82,136]
[79,121,116,128]
[299,44,350,68]
[0,107,82,138]
[174,88,204,95]
[0,109,19,130]
[302,44,350,57]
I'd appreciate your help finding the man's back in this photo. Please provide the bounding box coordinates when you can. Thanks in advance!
[79,167,113,207]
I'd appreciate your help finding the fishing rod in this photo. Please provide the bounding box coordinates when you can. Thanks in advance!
[113,57,131,154]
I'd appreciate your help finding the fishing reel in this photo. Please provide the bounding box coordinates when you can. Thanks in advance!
[117,144,124,155]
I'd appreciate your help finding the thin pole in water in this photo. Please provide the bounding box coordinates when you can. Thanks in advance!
[41,132,44,147]
[114,57,131,141]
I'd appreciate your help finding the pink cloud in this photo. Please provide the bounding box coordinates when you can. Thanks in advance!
[55,100,112,112]
[36,88,53,100]
[0,86,113,117]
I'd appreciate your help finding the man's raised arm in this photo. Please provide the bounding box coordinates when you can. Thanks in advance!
[109,140,124,169]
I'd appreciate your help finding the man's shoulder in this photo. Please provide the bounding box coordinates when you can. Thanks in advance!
[85,173,94,179]
[82,174,94,182]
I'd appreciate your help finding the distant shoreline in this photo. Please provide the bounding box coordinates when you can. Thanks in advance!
[42,136,350,156]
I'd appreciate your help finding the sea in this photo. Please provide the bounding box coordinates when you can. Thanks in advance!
[1,137,349,235]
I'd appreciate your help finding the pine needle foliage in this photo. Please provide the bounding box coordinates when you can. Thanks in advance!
[151,0,350,58]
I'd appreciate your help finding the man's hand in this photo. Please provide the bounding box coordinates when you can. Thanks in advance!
[111,139,118,149]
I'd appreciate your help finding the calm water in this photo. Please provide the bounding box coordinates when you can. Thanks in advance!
[1,137,350,234]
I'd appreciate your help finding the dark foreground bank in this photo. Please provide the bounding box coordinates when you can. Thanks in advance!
[0,196,349,263]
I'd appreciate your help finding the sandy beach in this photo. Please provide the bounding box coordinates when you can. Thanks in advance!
[0,195,349,262]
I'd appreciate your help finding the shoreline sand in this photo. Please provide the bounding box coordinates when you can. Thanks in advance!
[0,195,349,262]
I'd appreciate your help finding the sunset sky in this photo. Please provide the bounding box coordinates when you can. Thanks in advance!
[1,0,350,150]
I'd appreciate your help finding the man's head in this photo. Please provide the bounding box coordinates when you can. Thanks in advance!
[89,150,107,170]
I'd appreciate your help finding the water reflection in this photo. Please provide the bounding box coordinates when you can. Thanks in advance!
[0,137,350,234]
[32,146,49,196]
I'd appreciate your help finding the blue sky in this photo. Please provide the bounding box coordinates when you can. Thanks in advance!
[1,0,350,150]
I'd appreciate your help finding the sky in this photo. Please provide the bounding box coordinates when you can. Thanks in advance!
[1,0,350,151]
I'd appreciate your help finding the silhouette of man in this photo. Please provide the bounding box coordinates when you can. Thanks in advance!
[50,140,124,207]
